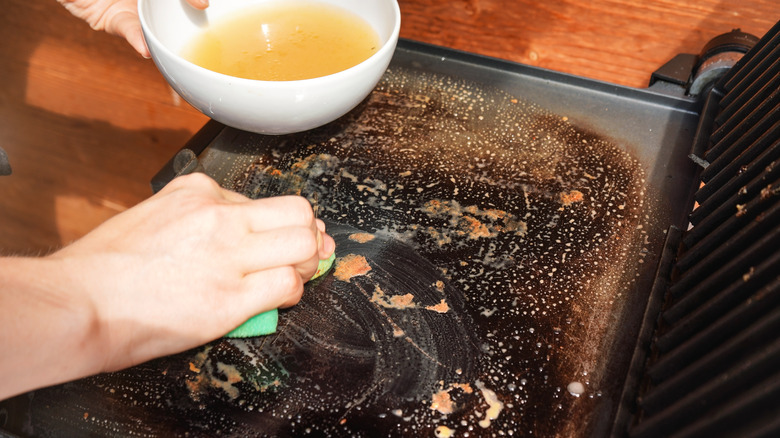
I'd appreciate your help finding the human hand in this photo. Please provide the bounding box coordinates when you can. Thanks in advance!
[51,172,334,372]
[57,0,210,58]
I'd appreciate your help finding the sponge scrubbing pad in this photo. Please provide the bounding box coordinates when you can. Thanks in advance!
[223,309,278,338]
[224,252,336,338]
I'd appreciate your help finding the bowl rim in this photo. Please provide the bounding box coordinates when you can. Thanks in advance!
[138,0,402,87]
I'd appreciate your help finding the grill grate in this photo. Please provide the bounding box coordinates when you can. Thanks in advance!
[629,20,780,438]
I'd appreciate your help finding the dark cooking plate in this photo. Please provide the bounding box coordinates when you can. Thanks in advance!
[1,39,703,436]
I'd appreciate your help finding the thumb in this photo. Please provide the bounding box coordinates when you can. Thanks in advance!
[108,10,151,58]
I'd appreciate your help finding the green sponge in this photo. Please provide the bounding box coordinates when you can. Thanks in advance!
[224,309,278,338]
[225,252,336,338]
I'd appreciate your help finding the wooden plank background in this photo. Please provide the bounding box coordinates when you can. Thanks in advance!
[0,0,776,254]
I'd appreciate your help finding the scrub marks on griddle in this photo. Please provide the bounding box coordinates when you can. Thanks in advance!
[338,232,453,314]
[332,240,455,341]
[179,223,481,435]
[205,68,649,435]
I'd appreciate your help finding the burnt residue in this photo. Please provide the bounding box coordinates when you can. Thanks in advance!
[219,68,650,435]
[167,223,482,436]
[3,67,654,437]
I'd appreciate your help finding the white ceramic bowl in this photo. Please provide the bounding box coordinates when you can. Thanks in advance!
[138,0,400,134]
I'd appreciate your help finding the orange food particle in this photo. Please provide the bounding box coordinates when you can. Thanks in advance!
[461,216,492,239]
[426,299,450,313]
[390,293,415,308]
[371,286,416,309]
[423,199,447,216]
[348,233,376,243]
[560,190,584,206]
[333,254,372,282]
[430,390,454,414]
[452,382,473,393]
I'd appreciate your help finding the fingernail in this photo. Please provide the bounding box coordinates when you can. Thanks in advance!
[315,219,326,233]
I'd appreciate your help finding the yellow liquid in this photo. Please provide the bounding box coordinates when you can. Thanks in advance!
[182,1,380,81]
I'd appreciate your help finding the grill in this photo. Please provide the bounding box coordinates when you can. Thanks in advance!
[623,20,780,438]
[1,21,778,438]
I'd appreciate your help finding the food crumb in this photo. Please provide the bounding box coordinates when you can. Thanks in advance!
[462,216,493,239]
[476,380,504,428]
[371,286,416,309]
[348,232,376,243]
[567,381,586,397]
[430,389,454,414]
[560,190,584,206]
[435,425,455,437]
[452,382,473,393]
[743,266,755,282]
[426,299,450,313]
[333,254,372,282]
[760,184,777,200]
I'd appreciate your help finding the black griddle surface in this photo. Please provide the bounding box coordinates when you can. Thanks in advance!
[1,39,702,437]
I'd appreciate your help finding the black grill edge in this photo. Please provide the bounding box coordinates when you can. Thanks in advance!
[622,20,780,438]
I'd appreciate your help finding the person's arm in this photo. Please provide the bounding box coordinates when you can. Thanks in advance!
[0,173,334,400]
[57,0,209,58]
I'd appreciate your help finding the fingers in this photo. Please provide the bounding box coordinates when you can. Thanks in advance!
[165,172,222,193]
[239,197,336,264]
[242,195,317,231]
[166,174,322,233]
[170,173,327,243]
[234,226,320,275]
[186,0,209,10]
[237,266,305,313]
[166,175,313,230]
[231,206,335,281]
[317,222,337,259]
[165,172,334,278]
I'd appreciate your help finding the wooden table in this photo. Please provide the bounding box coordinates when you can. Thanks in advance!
[0,0,775,253]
